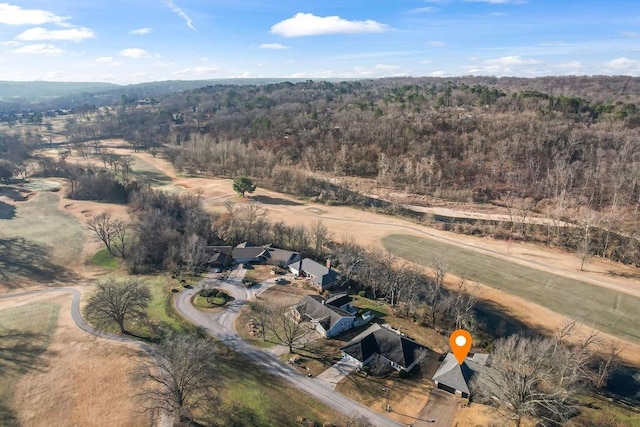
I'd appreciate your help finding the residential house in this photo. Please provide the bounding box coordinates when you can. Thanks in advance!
[231,242,269,264]
[291,293,373,338]
[205,246,233,269]
[262,246,301,267]
[432,352,489,398]
[288,258,339,290]
[341,323,431,373]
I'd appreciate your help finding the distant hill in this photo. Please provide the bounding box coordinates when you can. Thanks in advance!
[0,81,119,102]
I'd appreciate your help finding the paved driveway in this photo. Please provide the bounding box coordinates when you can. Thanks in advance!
[413,389,458,427]
[316,355,361,390]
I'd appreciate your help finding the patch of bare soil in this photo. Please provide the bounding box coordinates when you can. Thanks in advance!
[10,293,150,427]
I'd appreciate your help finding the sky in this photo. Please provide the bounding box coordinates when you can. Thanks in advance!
[0,0,639,84]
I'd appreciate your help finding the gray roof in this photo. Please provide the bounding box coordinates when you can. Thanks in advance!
[264,248,301,266]
[325,293,352,308]
[289,258,338,288]
[432,352,489,395]
[296,295,354,332]
[341,323,430,370]
[232,247,268,260]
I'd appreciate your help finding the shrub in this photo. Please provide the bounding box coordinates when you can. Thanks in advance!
[357,290,366,298]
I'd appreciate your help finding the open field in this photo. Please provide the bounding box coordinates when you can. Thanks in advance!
[0,301,59,425]
[1,294,150,426]
[383,233,640,344]
[215,346,343,426]
[0,186,83,289]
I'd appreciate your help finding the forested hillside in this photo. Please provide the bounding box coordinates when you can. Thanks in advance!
[3,75,640,265]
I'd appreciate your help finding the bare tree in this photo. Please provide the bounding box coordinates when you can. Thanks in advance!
[84,278,151,334]
[577,208,600,271]
[111,220,129,259]
[134,333,218,423]
[310,219,331,258]
[180,233,209,274]
[268,304,309,353]
[87,212,118,255]
[472,334,590,426]
[248,300,273,341]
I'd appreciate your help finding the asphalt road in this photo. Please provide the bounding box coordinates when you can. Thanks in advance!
[175,273,403,427]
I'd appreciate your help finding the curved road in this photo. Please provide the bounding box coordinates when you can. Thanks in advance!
[0,287,155,353]
[175,272,403,427]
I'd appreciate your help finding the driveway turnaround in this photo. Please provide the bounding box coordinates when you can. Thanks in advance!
[175,272,403,427]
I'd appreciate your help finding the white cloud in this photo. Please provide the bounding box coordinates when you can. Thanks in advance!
[120,48,151,58]
[428,41,445,47]
[467,55,541,76]
[270,13,389,37]
[172,66,218,78]
[406,7,437,14]
[0,3,68,26]
[93,56,123,66]
[0,40,21,46]
[428,70,447,77]
[603,57,640,75]
[620,31,640,38]
[13,43,64,55]
[260,43,289,50]
[164,0,196,31]
[130,27,153,35]
[557,61,582,69]
[15,26,94,42]
[484,55,540,66]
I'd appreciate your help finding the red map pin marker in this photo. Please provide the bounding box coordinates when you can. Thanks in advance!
[450,329,472,364]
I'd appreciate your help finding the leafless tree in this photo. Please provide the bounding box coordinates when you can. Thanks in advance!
[134,332,218,424]
[180,233,209,274]
[267,304,309,353]
[248,300,273,341]
[472,334,586,426]
[87,212,119,255]
[310,219,331,258]
[84,278,151,334]
[577,208,601,271]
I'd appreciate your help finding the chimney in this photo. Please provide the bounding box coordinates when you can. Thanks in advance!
[326,259,331,269]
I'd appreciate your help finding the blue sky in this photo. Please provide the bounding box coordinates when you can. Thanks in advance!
[0,0,638,83]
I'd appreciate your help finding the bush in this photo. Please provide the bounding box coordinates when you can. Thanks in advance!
[357,290,366,298]
[199,287,220,298]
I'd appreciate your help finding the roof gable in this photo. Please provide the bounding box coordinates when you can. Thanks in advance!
[432,352,489,395]
[297,295,354,331]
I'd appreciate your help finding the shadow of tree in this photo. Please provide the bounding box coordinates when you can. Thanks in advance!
[0,237,77,287]
[0,402,18,426]
[250,195,303,206]
[0,329,52,374]
[0,201,16,219]
[0,186,30,202]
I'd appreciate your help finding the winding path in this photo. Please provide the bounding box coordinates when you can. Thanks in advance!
[0,287,155,353]
[175,272,403,427]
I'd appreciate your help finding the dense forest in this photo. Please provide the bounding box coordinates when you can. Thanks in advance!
[3,75,640,266]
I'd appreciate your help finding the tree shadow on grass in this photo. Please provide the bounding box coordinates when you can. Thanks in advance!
[0,329,52,374]
[250,195,303,206]
[0,201,16,219]
[0,237,78,288]
[0,402,18,427]
[0,186,30,202]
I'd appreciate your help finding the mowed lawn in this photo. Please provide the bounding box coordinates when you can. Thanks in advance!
[0,302,59,424]
[382,234,640,343]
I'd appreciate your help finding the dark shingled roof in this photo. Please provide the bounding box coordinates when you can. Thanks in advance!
[325,293,352,308]
[432,352,489,395]
[296,295,354,331]
[264,247,301,266]
[341,323,427,370]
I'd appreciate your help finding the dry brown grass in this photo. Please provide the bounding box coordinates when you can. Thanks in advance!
[2,293,149,427]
